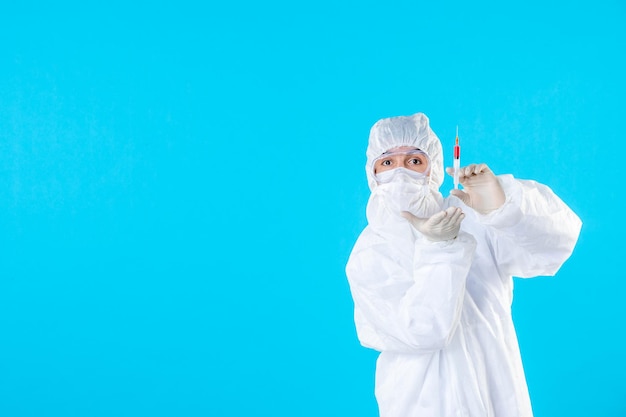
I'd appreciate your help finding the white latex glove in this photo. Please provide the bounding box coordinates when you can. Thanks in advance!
[446,163,506,215]
[401,207,465,242]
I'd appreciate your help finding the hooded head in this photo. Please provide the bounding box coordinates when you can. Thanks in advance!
[365,113,443,192]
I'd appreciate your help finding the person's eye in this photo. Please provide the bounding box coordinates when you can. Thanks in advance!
[381,160,392,166]
[409,158,422,165]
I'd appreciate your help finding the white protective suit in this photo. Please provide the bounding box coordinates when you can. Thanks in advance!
[345,113,582,417]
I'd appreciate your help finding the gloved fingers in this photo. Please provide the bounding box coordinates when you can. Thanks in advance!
[438,207,458,226]
[451,213,465,230]
[446,165,483,180]
[461,163,483,178]
[450,189,471,205]
[404,208,464,241]
[441,208,463,227]
[448,163,495,179]
[427,210,448,226]
[448,207,464,224]
[444,206,458,219]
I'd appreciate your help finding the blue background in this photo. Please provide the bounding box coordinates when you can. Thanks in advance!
[0,1,624,416]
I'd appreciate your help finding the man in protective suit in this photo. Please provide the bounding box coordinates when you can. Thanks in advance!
[345,113,581,417]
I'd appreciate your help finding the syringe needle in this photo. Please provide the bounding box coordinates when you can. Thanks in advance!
[453,127,461,190]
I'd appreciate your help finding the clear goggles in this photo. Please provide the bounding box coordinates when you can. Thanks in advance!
[372,149,431,184]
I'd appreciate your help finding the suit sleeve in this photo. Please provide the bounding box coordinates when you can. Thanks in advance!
[477,174,582,278]
[346,230,476,353]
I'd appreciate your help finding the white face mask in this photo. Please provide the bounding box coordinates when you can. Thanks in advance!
[369,168,442,220]
[375,167,428,185]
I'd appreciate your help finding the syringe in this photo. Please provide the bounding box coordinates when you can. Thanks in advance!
[453,126,460,189]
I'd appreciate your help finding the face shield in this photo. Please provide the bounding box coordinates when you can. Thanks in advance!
[372,148,431,184]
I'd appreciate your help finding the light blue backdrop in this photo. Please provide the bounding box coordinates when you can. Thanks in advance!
[1,1,623,416]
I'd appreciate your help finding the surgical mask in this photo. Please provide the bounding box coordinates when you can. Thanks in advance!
[371,175,441,219]
[375,167,429,185]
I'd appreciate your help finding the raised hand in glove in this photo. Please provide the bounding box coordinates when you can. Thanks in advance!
[446,164,506,215]
[401,207,465,242]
